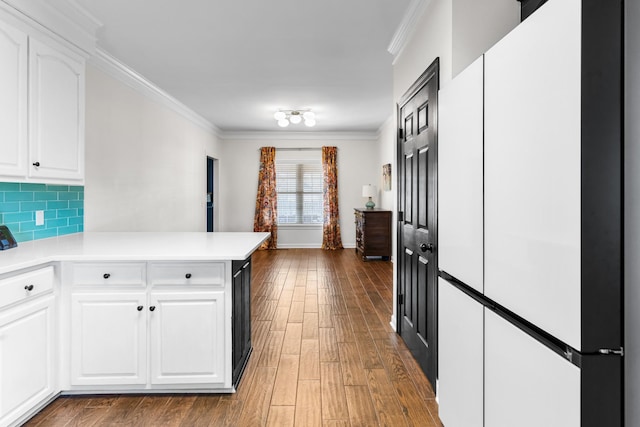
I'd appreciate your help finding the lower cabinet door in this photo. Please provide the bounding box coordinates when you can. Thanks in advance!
[0,296,55,426]
[437,278,483,427]
[485,309,581,427]
[149,291,226,385]
[70,292,147,385]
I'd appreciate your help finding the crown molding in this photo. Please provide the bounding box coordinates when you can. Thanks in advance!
[387,0,432,64]
[0,0,100,54]
[220,131,379,141]
[89,48,222,136]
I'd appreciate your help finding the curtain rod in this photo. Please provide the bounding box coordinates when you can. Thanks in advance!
[259,147,322,151]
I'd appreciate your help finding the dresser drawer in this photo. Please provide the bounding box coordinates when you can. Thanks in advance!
[72,262,146,287]
[0,266,54,310]
[149,262,225,286]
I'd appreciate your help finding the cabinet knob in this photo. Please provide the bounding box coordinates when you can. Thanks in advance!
[149,306,156,312]
[137,305,143,311]
[24,284,34,291]
[185,273,192,279]
[32,161,40,167]
[103,273,111,279]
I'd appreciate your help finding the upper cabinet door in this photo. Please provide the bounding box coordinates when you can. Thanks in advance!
[29,38,85,182]
[484,0,582,349]
[438,56,484,292]
[0,20,27,178]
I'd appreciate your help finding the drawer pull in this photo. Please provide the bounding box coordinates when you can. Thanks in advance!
[24,284,34,291]
[103,273,111,279]
[137,305,143,311]
[185,273,192,279]
[32,161,40,167]
[149,306,156,312]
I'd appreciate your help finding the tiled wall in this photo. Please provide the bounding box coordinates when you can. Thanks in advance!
[0,182,84,242]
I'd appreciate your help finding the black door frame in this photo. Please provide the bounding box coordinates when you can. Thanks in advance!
[206,156,215,232]
[396,57,440,389]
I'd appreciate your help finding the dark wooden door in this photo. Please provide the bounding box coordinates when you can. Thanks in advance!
[397,58,439,390]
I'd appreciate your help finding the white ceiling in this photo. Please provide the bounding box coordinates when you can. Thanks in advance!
[74,0,413,134]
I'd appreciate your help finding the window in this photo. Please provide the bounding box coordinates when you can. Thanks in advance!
[276,159,323,225]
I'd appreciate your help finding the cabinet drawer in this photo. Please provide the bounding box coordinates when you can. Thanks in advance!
[0,266,54,310]
[149,262,225,286]
[72,263,146,287]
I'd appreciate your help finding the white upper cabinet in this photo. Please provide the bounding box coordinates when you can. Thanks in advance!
[29,38,85,183]
[0,15,85,185]
[0,19,27,178]
[484,0,582,349]
[438,56,484,292]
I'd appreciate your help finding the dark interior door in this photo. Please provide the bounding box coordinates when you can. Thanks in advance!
[397,58,439,390]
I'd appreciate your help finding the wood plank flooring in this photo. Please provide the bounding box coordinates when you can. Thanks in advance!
[25,248,442,427]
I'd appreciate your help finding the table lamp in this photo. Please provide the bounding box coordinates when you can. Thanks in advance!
[362,184,376,209]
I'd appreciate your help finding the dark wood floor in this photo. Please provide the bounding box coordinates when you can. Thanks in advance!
[25,248,442,426]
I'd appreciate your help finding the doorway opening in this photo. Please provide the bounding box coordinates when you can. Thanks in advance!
[206,156,217,232]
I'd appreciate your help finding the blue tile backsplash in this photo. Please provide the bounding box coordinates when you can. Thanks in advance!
[0,182,84,242]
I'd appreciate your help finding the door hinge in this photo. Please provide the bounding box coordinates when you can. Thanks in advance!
[398,128,404,139]
[398,211,404,222]
[598,347,624,356]
[398,294,404,305]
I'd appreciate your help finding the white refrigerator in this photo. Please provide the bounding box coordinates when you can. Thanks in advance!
[437,0,623,425]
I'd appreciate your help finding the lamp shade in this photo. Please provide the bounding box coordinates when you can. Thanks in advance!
[362,184,376,198]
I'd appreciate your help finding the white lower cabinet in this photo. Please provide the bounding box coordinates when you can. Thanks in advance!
[0,296,56,427]
[150,291,226,385]
[68,261,229,391]
[70,292,147,386]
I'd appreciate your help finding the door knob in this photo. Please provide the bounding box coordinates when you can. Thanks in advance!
[420,243,434,253]
[149,306,156,311]
[137,306,143,311]
[32,161,40,167]
[103,273,111,279]
[185,273,192,279]
[24,284,34,291]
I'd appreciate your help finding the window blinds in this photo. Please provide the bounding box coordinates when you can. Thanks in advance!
[276,162,323,224]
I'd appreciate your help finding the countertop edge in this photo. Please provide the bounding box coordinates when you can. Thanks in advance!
[0,232,270,275]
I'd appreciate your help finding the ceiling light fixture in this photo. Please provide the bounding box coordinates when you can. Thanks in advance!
[274,109,316,128]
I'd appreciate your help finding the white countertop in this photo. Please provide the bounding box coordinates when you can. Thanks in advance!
[0,232,271,274]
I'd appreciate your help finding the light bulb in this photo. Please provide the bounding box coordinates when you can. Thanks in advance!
[290,113,302,124]
[278,119,290,127]
[304,119,316,127]
[274,111,286,121]
[303,111,315,120]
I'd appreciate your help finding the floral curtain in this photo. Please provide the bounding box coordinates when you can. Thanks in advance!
[321,146,343,250]
[253,147,278,249]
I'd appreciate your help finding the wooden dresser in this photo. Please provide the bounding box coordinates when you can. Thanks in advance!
[354,208,392,261]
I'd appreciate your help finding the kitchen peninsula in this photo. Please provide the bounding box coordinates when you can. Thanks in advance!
[0,231,269,427]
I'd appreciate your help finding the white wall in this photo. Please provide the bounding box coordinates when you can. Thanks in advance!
[452,0,520,76]
[377,117,396,212]
[626,1,640,424]
[84,65,223,231]
[219,137,380,248]
[393,0,453,102]
[388,0,522,328]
